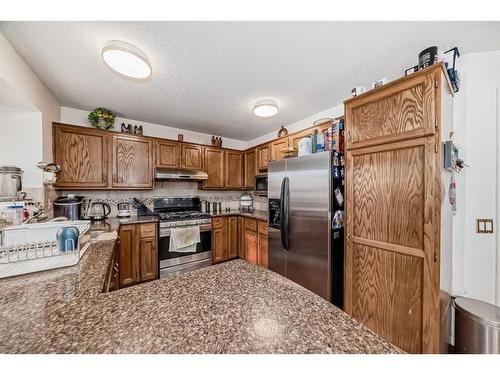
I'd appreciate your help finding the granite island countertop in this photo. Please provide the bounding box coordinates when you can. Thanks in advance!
[0,238,402,354]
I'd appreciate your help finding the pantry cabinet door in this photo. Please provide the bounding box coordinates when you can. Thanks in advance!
[344,137,438,353]
[225,150,243,189]
[345,72,436,150]
[112,135,153,188]
[53,125,110,188]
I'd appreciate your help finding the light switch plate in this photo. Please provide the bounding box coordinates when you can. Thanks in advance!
[476,219,494,234]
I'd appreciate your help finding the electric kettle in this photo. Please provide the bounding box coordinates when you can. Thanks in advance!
[88,201,111,221]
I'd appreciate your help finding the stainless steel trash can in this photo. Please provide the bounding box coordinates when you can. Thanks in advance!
[454,297,500,353]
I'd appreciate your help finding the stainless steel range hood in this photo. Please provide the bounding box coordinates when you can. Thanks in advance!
[155,168,208,181]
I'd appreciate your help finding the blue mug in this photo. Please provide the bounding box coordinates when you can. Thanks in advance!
[56,226,80,252]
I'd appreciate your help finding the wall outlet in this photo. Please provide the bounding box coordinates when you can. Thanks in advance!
[476,219,494,233]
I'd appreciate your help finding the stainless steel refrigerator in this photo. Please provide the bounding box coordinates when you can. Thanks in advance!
[268,151,343,305]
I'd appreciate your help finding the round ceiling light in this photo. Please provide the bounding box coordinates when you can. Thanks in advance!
[253,99,279,118]
[102,40,152,80]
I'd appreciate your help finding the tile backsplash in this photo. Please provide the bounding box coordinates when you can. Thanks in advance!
[61,180,267,217]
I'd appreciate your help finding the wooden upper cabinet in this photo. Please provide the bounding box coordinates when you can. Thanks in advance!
[203,147,225,189]
[156,140,180,168]
[225,150,243,189]
[344,70,436,150]
[243,149,257,189]
[181,144,203,170]
[288,129,311,151]
[270,137,289,161]
[53,124,109,188]
[112,135,153,188]
[256,144,270,172]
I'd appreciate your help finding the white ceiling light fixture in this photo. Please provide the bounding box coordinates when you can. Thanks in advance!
[102,40,152,80]
[253,99,279,118]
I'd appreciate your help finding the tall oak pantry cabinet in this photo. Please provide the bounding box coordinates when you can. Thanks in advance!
[343,63,454,353]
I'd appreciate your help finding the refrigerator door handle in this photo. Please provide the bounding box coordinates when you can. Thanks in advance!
[280,176,290,250]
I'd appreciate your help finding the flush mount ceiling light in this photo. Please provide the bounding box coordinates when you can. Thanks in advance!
[102,40,152,80]
[253,99,279,118]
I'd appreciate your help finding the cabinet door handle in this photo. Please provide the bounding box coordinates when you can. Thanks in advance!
[346,232,351,241]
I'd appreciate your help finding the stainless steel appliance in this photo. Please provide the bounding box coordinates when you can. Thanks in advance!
[255,174,268,195]
[239,193,253,212]
[117,202,131,218]
[268,152,343,304]
[53,195,85,220]
[155,168,208,181]
[0,166,24,201]
[87,201,111,221]
[154,197,212,277]
[454,296,500,353]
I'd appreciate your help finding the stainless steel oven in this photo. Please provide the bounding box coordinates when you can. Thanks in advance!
[153,197,213,278]
[158,222,212,277]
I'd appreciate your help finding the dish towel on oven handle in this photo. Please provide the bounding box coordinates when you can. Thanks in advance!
[169,226,200,253]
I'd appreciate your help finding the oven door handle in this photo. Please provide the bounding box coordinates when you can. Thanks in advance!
[159,224,212,237]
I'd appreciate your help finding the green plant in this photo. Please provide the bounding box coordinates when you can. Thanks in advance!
[88,107,116,129]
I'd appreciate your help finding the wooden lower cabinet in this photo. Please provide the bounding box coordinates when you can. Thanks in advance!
[118,223,158,289]
[211,216,239,263]
[243,218,268,267]
[211,216,267,267]
[227,216,239,259]
[244,227,258,265]
[237,216,245,258]
[211,217,226,263]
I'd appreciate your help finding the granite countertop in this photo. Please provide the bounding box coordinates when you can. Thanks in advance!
[89,215,158,236]
[0,236,401,353]
[211,209,268,222]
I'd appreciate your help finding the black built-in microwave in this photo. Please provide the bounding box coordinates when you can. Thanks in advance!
[255,174,268,195]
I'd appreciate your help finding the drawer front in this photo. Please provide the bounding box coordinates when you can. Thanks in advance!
[212,217,224,229]
[140,223,156,238]
[258,220,268,234]
[245,218,257,231]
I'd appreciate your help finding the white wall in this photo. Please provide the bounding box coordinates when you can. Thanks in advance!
[0,107,43,187]
[0,33,60,161]
[60,107,248,150]
[452,50,500,306]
